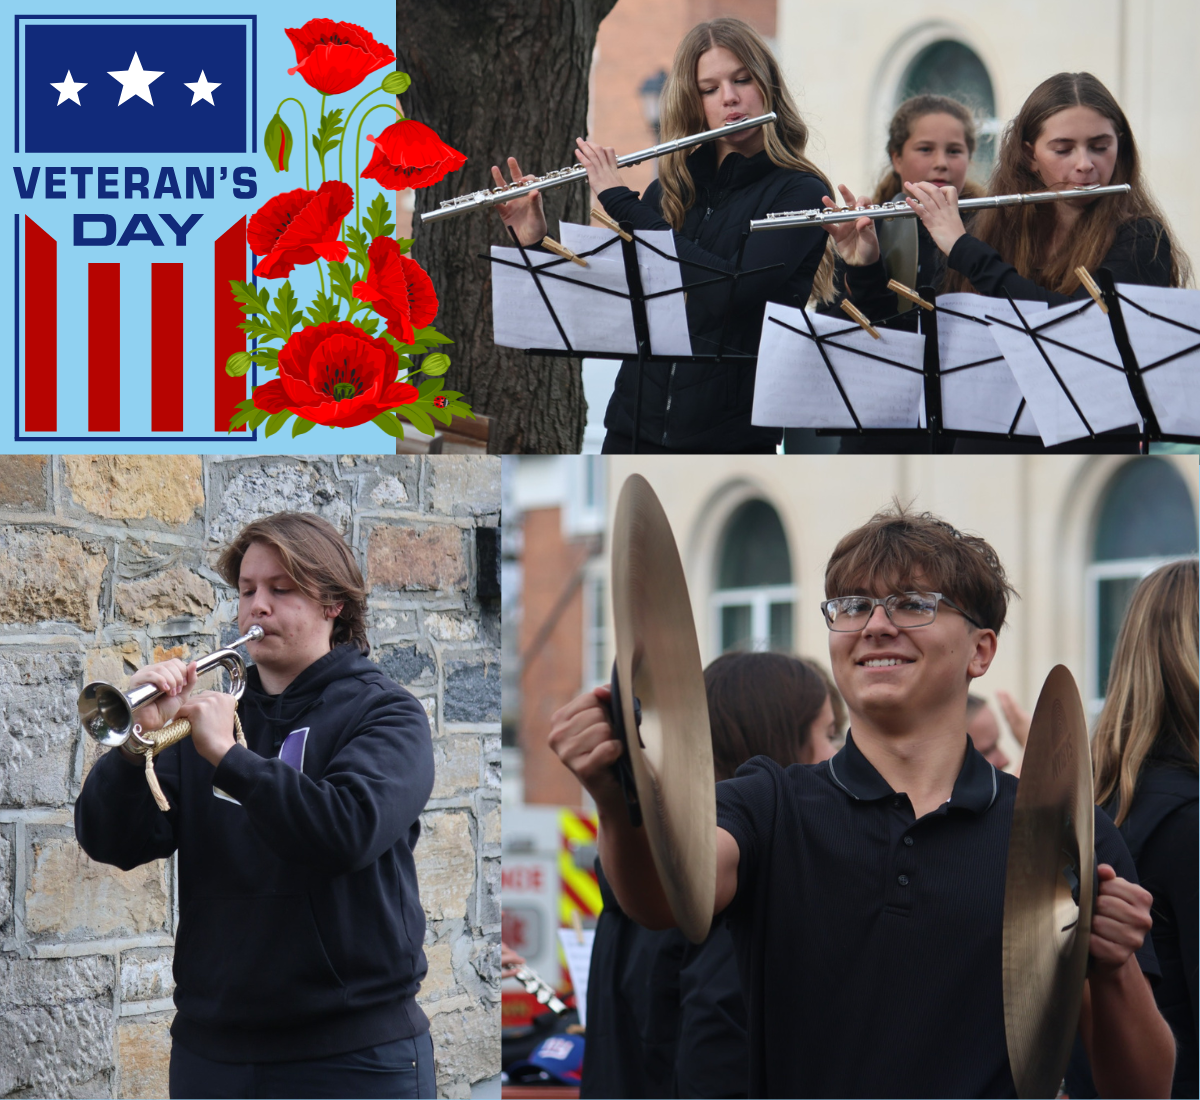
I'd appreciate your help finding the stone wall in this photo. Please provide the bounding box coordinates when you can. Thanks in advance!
[0,455,501,1099]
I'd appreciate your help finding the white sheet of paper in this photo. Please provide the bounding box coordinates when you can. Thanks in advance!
[986,298,1142,447]
[491,223,692,356]
[929,294,1044,435]
[557,928,595,1028]
[752,303,924,429]
[1112,283,1200,439]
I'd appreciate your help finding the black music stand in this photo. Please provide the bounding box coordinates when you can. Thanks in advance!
[487,223,781,453]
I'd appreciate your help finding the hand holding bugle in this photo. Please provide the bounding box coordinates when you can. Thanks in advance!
[749,183,1132,231]
[417,112,777,225]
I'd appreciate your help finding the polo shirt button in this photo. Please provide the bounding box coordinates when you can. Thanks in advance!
[892,797,903,808]
[897,874,910,886]
[903,836,914,846]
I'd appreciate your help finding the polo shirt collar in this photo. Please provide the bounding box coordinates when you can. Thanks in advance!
[827,730,998,813]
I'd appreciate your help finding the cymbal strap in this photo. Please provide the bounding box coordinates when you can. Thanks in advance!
[606,663,643,828]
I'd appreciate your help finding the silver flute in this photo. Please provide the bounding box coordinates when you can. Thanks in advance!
[749,183,1131,231]
[416,112,777,225]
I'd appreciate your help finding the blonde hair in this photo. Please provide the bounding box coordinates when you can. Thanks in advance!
[1092,558,1199,824]
[657,18,835,302]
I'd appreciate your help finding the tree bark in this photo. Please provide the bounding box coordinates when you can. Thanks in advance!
[396,0,619,454]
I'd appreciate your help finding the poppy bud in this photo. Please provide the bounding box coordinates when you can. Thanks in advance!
[381,70,411,95]
[263,111,293,173]
[422,352,451,377]
[225,351,254,377]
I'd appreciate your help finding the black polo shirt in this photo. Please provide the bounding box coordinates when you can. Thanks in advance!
[715,733,1158,1099]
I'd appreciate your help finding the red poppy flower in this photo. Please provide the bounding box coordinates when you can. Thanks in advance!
[352,237,438,344]
[285,19,395,96]
[253,321,418,428]
[247,181,353,279]
[360,119,467,190]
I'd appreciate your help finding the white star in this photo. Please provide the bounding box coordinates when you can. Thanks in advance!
[50,70,87,106]
[183,70,221,106]
[107,52,164,106]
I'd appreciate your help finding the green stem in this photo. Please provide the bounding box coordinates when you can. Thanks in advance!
[339,84,387,185]
[274,97,310,190]
[319,94,327,183]
[355,103,404,231]
[317,257,327,298]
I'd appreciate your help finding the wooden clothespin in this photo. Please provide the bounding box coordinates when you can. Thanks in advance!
[542,236,588,267]
[1074,266,1108,314]
[886,279,934,312]
[840,299,880,339]
[590,207,633,242]
[571,910,584,945]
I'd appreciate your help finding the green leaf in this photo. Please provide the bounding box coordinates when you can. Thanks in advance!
[383,332,424,355]
[264,410,293,437]
[412,326,454,345]
[304,290,341,326]
[251,347,279,365]
[364,193,395,241]
[371,412,406,438]
[395,404,435,437]
[357,316,379,336]
[428,404,453,426]
[394,237,415,255]
[248,407,272,430]
[312,108,346,161]
[228,404,254,430]
[239,318,281,343]
[417,377,444,399]
[328,261,356,302]
[229,280,270,315]
[344,225,371,272]
[291,417,317,437]
[421,351,451,376]
[273,281,300,336]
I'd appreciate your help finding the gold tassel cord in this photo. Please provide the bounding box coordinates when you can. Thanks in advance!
[129,712,246,812]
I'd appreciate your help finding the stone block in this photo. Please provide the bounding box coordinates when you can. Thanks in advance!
[430,736,480,800]
[480,856,500,925]
[428,1002,499,1099]
[424,612,477,642]
[417,941,456,1003]
[0,456,48,509]
[0,956,115,1098]
[426,457,501,518]
[85,642,144,688]
[416,812,474,923]
[114,567,216,627]
[375,644,436,687]
[367,608,418,636]
[116,1013,173,1099]
[0,649,83,807]
[368,475,411,507]
[63,456,203,525]
[25,836,169,941]
[479,798,500,847]
[0,529,107,629]
[207,460,351,546]
[367,524,466,593]
[119,950,175,1004]
[444,658,500,724]
[0,829,11,929]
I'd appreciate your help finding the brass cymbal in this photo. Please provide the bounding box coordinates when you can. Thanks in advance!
[611,474,716,944]
[1002,665,1094,1099]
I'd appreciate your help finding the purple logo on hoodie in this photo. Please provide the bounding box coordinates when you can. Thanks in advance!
[279,727,309,771]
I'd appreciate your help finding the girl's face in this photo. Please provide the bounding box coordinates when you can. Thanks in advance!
[802,695,839,764]
[1025,105,1119,190]
[696,46,766,157]
[891,112,971,192]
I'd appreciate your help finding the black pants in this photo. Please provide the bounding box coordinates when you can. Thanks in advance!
[169,1031,435,1099]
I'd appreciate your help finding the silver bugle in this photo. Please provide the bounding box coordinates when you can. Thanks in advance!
[749,183,1133,231]
[78,626,264,748]
[417,112,778,225]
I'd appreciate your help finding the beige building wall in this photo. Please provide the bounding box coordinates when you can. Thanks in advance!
[777,0,1200,270]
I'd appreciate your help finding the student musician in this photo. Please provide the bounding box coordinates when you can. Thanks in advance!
[492,17,833,454]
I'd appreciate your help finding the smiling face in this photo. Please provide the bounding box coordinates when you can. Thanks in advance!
[696,45,766,160]
[1025,104,1118,191]
[237,540,342,692]
[891,112,971,192]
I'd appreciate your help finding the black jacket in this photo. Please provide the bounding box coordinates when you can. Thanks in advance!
[597,145,829,452]
[75,644,435,1063]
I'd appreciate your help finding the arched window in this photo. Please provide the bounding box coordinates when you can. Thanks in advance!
[897,40,999,176]
[1086,459,1197,712]
[712,500,795,653]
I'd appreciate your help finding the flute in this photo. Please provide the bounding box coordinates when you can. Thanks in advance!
[749,183,1132,231]
[416,112,777,226]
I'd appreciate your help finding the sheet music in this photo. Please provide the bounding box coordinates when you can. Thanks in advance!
[985,298,1142,447]
[1113,284,1200,437]
[930,294,1044,435]
[752,303,924,429]
[556,928,595,1028]
[491,223,691,356]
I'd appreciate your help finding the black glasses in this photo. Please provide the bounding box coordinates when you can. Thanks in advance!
[820,591,983,632]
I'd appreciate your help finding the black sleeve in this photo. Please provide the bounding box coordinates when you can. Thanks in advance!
[946,219,1174,306]
[714,757,783,915]
[74,746,180,870]
[597,173,831,317]
[1094,805,1160,981]
[675,924,750,1098]
[210,687,434,875]
[843,257,903,322]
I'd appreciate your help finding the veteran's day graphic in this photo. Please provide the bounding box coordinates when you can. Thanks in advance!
[2,1,470,453]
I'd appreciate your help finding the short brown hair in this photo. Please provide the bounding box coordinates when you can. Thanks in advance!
[217,512,369,653]
[824,504,1015,633]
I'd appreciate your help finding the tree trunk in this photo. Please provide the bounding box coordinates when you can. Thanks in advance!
[396,0,619,454]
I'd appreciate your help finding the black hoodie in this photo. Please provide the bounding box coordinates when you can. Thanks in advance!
[74,644,435,1063]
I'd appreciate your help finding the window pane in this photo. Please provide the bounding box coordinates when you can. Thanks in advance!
[1097,575,1141,697]
[718,500,792,588]
[721,605,753,652]
[769,602,793,652]
[1093,458,1197,561]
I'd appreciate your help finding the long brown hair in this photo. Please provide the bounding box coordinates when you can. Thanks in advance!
[873,94,982,205]
[1093,558,1199,825]
[217,512,370,653]
[948,72,1189,295]
[657,18,835,302]
[705,651,840,780]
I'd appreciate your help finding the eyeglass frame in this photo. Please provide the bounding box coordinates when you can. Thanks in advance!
[820,591,985,632]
